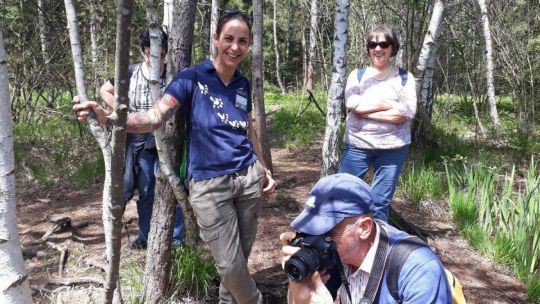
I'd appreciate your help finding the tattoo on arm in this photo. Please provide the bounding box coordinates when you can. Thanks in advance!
[159,94,177,108]
[126,94,180,133]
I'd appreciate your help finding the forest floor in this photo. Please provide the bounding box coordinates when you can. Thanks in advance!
[17,140,529,303]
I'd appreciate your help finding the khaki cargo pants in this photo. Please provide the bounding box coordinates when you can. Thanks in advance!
[188,161,265,304]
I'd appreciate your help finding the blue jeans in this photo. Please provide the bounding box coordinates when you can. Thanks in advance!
[338,144,409,222]
[124,134,184,242]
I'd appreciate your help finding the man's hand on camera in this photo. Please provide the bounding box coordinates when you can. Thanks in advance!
[72,96,109,125]
[280,232,333,304]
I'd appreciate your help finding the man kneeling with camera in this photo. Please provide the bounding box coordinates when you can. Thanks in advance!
[280,173,452,304]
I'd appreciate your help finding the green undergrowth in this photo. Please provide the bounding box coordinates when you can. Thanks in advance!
[445,158,540,302]
[123,245,217,303]
[13,94,104,188]
[265,91,327,148]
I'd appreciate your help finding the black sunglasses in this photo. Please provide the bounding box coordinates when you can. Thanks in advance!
[223,8,252,21]
[368,41,391,49]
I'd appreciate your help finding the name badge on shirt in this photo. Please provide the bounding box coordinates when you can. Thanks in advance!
[235,90,248,111]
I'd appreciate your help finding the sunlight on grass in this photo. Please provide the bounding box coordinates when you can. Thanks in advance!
[445,158,540,302]
[265,91,327,148]
[398,162,445,206]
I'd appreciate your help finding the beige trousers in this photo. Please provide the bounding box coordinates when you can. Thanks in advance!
[188,161,265,304]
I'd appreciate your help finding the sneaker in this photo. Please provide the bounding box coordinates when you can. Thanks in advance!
[131,238,147,250]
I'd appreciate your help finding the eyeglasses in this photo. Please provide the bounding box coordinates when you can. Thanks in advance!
[368,41,391,49]
[223,8,252,22]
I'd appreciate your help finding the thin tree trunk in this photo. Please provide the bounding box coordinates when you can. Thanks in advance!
[304,0,317,91]
[321,0,349,176]
[252,0,273,172]
[446,22,485,135]
[141,0,196,302]
[0,31,33,304]
[64,1,134,303]
[477,0,501,132]
[37,0,54,107]
[414,0,444,144]
[90,1,100,100]
[163,0,174,30]
[210,0,219,59]
[272,0,285,93]
[198,0,211,56]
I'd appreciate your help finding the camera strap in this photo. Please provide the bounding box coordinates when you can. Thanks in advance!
[358,221,389,304]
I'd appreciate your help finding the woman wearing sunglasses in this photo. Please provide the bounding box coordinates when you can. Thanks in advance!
[74,9,275,304]
[338,25,416,222]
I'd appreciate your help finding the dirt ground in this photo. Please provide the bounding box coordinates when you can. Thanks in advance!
[17,142,529,303]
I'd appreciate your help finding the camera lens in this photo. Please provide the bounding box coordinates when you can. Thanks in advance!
[284,248,321,283]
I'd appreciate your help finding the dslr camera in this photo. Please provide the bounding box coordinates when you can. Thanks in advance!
[284,233,339,282]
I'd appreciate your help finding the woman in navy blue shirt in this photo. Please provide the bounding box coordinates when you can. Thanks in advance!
[74,10,275,304]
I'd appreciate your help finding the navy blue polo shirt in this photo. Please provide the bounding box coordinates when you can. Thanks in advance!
[164,59,257,181]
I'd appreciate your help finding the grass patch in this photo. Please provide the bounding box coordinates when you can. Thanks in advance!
[265,91,327,148]
[398,162,445,206]
[445,158,540,303]
[121,245,217,303]
[169,245,218,300]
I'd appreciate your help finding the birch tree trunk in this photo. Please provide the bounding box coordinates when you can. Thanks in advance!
[64,1,134,303]
[37,0,54,108]
[163,0,174,30]
[90,1,100,99]
[0,31,33,304]
[304,0,317,91]
[414,0,444,144]
[210,0,220,59]
[477,0,501,132]
[106,4,134,304]
[321,0,349,176]
[252,0,273,172]
[272,0,285,93]
[140,0,197,302]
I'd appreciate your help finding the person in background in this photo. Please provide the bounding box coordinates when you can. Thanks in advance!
[339,25,417,222]
[99,27,184,249]
[280,173,451,304]
[74,10,276,304]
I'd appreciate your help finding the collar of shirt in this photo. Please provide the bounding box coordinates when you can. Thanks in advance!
[202,58,242,83]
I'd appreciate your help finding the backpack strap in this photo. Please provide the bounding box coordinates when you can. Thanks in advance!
[357,67,408,86]
[398,68,408,86]
[356,68,366,83]
[386,236,428,303]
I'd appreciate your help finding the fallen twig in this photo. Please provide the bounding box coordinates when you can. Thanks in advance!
[47,274,104,286]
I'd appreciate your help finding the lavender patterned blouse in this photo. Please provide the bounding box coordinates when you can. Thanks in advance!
[344,67,417,149]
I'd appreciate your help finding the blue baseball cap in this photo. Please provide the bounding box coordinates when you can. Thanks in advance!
[291,173,374,235]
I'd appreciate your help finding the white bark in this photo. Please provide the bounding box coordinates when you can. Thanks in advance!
[163,0,174,30]
[90,1,100,99]
[37,0,49,65]
[64,0,109,149]
[477,0,501,131]
[210,0,219,59]
[0,31,33,304]
[252,0,273,172]
[321,0,349,176]
[272,0,285,93]
[414,0,444,140]
[304,0,317,91]
[64,1,133,303]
